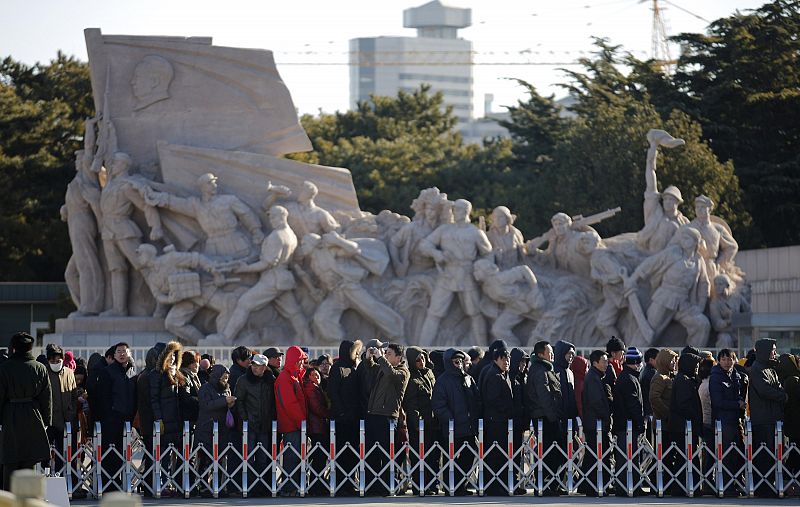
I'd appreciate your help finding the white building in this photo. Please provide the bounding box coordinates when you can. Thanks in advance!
[349,0,473,122]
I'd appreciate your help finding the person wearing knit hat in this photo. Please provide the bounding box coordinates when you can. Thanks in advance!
[605,337,626,390]
[625,346,643,365]
[0,332,51,488]
[613,345,646,494]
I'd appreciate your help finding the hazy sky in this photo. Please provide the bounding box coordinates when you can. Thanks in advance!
[3,0,766,116]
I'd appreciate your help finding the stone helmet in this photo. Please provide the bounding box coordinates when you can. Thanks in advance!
[196,172,218,187]
[662,185,684,204]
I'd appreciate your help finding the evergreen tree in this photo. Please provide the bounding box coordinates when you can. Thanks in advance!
[0,53,92,280]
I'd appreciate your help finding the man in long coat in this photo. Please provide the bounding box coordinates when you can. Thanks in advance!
[0,332,52,489]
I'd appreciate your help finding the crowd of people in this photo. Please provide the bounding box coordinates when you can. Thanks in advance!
[0,331,798,498]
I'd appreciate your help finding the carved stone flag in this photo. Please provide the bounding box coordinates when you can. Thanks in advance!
[84,28,313,169]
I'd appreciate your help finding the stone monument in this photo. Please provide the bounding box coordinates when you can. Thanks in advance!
[49,29,750,350]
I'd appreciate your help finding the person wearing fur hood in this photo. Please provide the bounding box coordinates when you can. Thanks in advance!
[150,342,190,460]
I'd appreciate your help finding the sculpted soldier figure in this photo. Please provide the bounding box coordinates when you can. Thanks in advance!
[709,274,751,348]
[62,138,104,316]
[624,226,711,347]
[136,244,236,345]
[689,195,739,280]
[418,199,493,346]
[205,205,311,345]
[637,129,689,254]
[473,258,545,345]
[100,151,164,316]
[389,188,444,277]
[587,231,629,340]
[263,180,340,239]
[146,172,263,260]
[486,206,526,269]
[300,231,404,344]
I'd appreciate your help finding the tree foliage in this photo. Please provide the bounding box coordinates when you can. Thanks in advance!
[630,0,800,246]
[0,53,93,281]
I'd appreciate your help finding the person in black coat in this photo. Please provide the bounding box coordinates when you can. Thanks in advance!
[709,348,746,496]
[476,339,508,388]
[581,350,613,496]
[526,341,564,494]
[196,365,235,497]
[326,339,363,494]
[431,348,480,496]
[136,343,164,494]
[0,332,52,490]
[96,342,137,490]
[509,348,529,494]
[667,353,702,496]
[748,339,787,497]
[150,342,190,486]
[480,346,513,496]
[612,347,645,495]
[553,340,577,423]
[640,348,659,417]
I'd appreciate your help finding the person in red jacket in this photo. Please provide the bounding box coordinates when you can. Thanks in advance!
[274,345,308,496]
[570,355,589,419]
[303,368,330,495]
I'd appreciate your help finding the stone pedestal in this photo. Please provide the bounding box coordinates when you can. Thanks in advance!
[46,316,173,348]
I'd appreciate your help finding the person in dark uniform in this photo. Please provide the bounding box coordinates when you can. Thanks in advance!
[0,332,52,489]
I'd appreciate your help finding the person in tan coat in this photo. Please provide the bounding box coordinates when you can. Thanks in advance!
[649,349,678,430]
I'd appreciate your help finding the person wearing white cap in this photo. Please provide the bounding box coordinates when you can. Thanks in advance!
[637,129,690,254]
[234,353,275,484]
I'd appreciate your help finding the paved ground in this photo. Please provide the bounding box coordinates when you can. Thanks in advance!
[72,494,792,507]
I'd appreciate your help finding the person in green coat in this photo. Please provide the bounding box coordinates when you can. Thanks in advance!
[0,332,52,489]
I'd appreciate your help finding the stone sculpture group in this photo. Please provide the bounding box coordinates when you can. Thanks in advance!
[58,29,750,349]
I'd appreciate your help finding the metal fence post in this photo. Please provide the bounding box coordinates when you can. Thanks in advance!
[626,420,633,497]
[477,418,484,496]
[271,421,278,497]
[507,419,514,495]
[418,419,425,496]
[566,418,574,495]
[359,419,366,497]
[746,419,754,498]
[154,421,162,499]
[183,421,191,498]
[212,421,219,499]
[478,418,482,496]
[240,420,248,498]
[656,419,663,497]
[715,420,723,497]
[448,419,455,496]
[388,418,396,496]
[300,420,307,497]
[123,421,132,494]
[64,422,73,497]
[537,419,544,496]
[94,421,103,498]
[686,420,694,497]
[775,421,784,498]
[329,420,337,497]
[596,420,604,496]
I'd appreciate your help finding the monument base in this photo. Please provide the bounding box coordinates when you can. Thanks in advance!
[46,317,173,348]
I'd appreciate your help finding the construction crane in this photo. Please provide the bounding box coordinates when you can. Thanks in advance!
[641,0,674,72]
